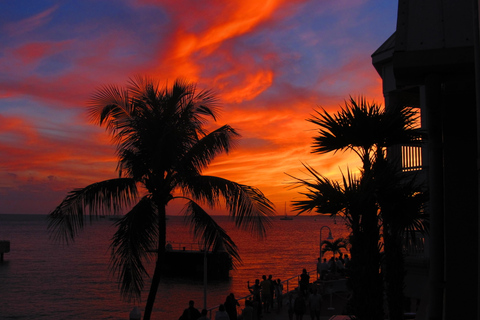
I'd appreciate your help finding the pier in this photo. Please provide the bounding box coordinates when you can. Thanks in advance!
[0,240,10,262]
[149,242,233,279]
[205,269,350,320]
[255,277,349,320]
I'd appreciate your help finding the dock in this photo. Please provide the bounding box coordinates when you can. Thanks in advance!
[205,276,351,320]
[0,240,10,262]
[260,294,350,320]
[162,249,232,279]
[259,279,350,320]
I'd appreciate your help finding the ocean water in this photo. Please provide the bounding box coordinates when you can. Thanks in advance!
[0,214,349,319]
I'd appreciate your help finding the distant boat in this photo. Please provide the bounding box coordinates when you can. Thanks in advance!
[280,202,293,220]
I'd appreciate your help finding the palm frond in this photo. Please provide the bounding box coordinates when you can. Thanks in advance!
[380,105,424,147]
[308,97,423,168]
[308,107,353,155]
[192,87,220,120]
[127,75,160,103]
[180,124,239,175]
[308,97,382,155]
[183,176,274,238]
[110,196,158,302]
[88,84,132,131]
[289,164,347,216]
[289,164,373,233]
[48,178,138,243]
[183,200,241,268]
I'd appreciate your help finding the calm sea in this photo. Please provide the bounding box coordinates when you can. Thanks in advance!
[0,214,349,319]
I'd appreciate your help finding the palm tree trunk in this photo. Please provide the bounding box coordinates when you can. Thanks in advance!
[143,202,167,320]
[348,205,383,320]
[384,232,405,320]
[143,257,163,320]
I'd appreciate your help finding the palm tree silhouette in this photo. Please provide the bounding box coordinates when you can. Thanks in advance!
[292,164,382,320]
[48,77,275,319]
[292,96,426,320]
[321,237,348,258]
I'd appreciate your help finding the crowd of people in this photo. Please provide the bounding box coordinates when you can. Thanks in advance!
[178,273,284,320]
[178,265,334,320]
[178,297,239,320]
[247,274,284,318]
[316,253,350,280]
[286,286,323,320]
[177,292,248,320]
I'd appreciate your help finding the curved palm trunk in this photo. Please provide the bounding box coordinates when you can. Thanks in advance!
[143,203,167,320]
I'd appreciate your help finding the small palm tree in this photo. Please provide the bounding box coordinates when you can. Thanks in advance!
[321,237,348,258]
[48,77,275,320]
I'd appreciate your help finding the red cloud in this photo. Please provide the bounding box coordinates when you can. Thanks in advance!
[0,0,391,214]
[11,41,72,66]
[3,4,59,36]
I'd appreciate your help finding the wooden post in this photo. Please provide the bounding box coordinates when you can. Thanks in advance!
[0,241,10,262]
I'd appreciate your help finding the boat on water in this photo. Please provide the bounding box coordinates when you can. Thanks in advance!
[280,202,293,220]
[280,214,293,220]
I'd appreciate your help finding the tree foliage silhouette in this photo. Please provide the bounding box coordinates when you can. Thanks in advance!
[48,77,274,319]
[292,97,427,320]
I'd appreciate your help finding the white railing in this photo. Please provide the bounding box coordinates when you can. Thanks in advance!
[401,145,423,172]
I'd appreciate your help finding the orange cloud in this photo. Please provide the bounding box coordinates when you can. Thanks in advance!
[220,70,274,103]
[0,0,395,214]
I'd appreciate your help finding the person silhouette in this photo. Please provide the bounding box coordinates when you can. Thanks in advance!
[294,290,306,320]
[299,269,310,296]
[260,275,272,313]
[224,293,239,320]
[179,300,201,320]
[241,299,254,320]
[198,309,210,320]
[275,279,284,310]
[308,287,322,320]
[215,304,230,320]
[248,279,262,317]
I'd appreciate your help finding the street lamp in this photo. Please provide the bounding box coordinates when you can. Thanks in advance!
[203,240,209,310]
[319,225,334,260]
[320,225,335,311]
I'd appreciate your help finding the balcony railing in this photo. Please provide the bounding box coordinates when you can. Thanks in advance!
[403,232,428,258]
[401,145,423,172]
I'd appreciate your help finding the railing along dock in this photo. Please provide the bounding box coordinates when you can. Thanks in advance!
[205,268,320,318]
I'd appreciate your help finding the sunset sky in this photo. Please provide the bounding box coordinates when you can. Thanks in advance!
[0,1,397,215]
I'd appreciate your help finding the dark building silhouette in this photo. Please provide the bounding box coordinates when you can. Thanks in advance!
[372,1,480,319]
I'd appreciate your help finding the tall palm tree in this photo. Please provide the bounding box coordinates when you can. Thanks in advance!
[48,77,275,320]
[293,96,425,320]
